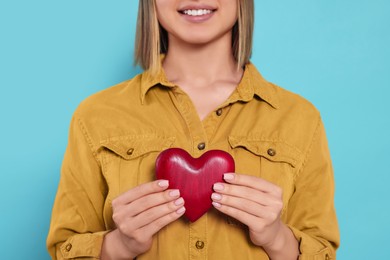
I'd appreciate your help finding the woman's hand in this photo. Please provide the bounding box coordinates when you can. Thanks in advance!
[101,180,185,259]
[211,173,299,260]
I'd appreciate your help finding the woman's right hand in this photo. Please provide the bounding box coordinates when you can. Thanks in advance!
[101,180,185,259]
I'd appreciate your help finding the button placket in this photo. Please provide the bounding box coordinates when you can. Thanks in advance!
[170,89,208,155]
[189,218,207,258]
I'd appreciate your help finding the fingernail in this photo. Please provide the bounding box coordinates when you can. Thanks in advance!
[175,197,184,206]
[212,202,222,208]
[158,180,169,188]
[213,183,224,191]
[176,207,186,214]
[224,173,234,180]
[211,193,222,201]
[169,189,180,197]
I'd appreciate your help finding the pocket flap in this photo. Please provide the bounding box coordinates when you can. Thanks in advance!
[228,136,303,168]
[99,134,175,160]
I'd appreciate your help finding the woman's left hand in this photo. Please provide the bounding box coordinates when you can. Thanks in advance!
[211,173,297,257]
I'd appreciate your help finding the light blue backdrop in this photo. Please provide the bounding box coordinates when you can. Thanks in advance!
[1,1,389,259]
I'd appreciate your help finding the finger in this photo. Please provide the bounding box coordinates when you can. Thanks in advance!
[212,192,265,218]
[211,193,281,220]
[140,206,186,239]
[213,182,279,206]
[212,202,262,230]
[115,196,185,235]
[118,189,181,219]
[132,198,185,231]
[113,180,169,206]
[223,173,282,197]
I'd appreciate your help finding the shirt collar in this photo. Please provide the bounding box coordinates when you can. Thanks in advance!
[140,60,279,109]
[231,62,280,109]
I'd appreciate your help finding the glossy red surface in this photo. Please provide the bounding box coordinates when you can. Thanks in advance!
[156,148,235,222]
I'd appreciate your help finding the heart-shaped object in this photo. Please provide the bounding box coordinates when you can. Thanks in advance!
[155,148,235,222]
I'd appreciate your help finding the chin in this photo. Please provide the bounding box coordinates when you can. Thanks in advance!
[184,38,218,45]
[175,30,231,46]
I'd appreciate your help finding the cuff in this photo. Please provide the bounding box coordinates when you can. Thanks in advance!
[59,231,109,259]
[288,226,335,260]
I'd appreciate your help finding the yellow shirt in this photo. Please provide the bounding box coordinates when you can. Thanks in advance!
[47,63,340,259]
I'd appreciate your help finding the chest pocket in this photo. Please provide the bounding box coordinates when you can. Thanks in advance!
[99,134,175,197]
[228,136,303,212]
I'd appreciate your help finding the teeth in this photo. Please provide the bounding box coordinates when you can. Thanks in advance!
[183,9,212,16]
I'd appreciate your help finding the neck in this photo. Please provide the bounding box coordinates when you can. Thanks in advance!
[162,32,241,85]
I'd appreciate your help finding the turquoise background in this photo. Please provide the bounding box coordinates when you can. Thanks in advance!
[1,0,389,259]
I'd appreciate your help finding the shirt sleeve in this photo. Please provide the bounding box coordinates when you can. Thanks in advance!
[286,117,340,259]
[47,114,109,259]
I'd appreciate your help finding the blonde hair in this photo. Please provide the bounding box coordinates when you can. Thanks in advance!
[135,0,254,73]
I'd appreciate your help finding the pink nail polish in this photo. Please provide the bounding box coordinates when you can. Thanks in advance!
[213,183,224,191]
[212,202,222,208]
[158,180,169,187]
[223,173,234,180]
[169,189,180,197]
[211,193,222,201]
[176,207,186,214]
[175,197,184,206]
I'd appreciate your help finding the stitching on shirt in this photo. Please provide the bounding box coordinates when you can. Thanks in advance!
[100,133,170,142]
[189,222,193,259]
[228,136,303,167]
[76,116,101,167]
[67,116,108,233]
[294,115,322,181]
[167,90,196,152]
[100,135,175,159]
[62,166,104,237]
[205,214,208,257]
[231,136,302,152]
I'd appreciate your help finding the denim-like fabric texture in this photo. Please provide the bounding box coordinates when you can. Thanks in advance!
[47,63,339,259]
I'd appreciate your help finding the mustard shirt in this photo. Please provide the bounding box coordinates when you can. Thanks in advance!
[47,63,340,259]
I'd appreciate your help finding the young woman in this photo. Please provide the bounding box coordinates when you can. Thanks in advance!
[47,0,340,259]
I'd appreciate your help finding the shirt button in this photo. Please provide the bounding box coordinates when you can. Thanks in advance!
[267,148,276,157]
[216,108,223,116]
[127,148,134,155]
[197,142,206,151]
[195,240,205,249]
[325,254,330,260]
[65,243,72,252]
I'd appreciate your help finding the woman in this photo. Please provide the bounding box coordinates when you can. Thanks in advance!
[47,0,340,259]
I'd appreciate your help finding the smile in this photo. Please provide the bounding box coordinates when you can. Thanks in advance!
[181,9,214,16]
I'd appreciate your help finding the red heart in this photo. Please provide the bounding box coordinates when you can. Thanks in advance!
[155,148,235,222]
